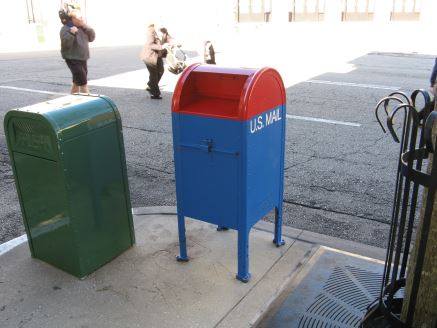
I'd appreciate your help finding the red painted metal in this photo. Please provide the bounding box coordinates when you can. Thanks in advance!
[172,64,285,120]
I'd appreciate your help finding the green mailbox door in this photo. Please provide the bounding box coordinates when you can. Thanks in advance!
[4,95,135,278]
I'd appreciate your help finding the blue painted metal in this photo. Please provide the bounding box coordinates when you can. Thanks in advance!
[172,65,286,282]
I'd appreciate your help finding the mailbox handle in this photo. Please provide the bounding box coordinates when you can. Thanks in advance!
[178,139,239,156]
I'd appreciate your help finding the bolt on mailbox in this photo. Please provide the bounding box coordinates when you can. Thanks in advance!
[4,95,135,278]
[172,64,286,282]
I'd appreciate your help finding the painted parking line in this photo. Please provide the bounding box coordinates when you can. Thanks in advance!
[286,115,361,127]
[0,85,68,96]
[289,78,397,126]
[0,234,27,256]
[88,68,180,92]
[0,85,361,127]
[305,80,400,91]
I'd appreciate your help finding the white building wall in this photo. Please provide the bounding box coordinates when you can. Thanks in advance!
[324,0,343,23]
[271,0,290,23]
[0,0,435,54]
[420,0,437,26]
[373,0,392,22]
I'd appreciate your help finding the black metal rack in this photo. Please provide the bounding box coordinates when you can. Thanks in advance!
[361,90,436,327]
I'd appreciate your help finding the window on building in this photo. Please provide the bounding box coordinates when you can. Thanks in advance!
[391,0,421,21]
[288,0,325,22]
[237,0,272,23]
[26,0,37,23]
[26,0,87,25]
[25,0,56,24]
[342,0,375,21]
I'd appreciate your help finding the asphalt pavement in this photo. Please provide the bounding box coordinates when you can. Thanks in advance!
[0,26,435,249]
[0,28,435,326]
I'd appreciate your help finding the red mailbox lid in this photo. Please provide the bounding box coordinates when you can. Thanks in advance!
[172,64,285,120]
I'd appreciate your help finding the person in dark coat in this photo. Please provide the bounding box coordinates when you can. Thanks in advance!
[430,57,437,96]
[60,8,95,94]
[204,40,216,65]
[140,24,165,99]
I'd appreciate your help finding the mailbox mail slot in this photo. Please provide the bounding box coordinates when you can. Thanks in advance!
[4,95,135,278]
[172,64,286,282]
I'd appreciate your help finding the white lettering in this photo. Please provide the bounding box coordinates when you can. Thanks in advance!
[249,107,282,134]
[250,115,264,133]
[257,116,264,129]
[265,112,273,126]
[250,117,257,133]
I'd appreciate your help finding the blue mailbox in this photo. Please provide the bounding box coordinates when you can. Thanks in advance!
[171,64,286,282]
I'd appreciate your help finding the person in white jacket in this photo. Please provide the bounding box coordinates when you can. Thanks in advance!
[140,24,165,99]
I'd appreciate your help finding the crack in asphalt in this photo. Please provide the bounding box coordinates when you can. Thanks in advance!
[285,135,391,172]
[285,179,392,206]
[283,199,396,226]
[123,125,169,134]
[130,163,173,176]
[287,152,382,169]
[284,157,315,171]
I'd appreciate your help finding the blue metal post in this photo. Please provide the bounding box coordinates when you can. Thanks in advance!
[274,103,286,248]
[236,228,251,282]
[177,214,189,262]
[273,206,285,247]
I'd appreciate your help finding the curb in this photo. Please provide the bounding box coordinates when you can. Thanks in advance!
[0,206,177,256]
[0,206,387,261]
[132,208,386,260]
[0,234,28,256]
[132,206,177,216]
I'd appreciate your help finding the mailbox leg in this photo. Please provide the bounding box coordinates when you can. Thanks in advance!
[236,228,251,283]
[176,214,189,262]
[273,206,285,247]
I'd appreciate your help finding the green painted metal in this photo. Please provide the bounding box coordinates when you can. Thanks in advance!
[4,94,135,278]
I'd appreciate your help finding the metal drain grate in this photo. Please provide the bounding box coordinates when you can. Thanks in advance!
[297,266,382,328]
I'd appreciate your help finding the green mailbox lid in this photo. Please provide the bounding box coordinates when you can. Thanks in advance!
[8,94,117,138]
[5,95,118,160]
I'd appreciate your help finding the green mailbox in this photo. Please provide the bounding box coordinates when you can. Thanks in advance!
[4,94,135,278]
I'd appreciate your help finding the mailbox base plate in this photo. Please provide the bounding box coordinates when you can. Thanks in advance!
[236,272,252,283]
[176,255,189,262]
[273,239,286,247]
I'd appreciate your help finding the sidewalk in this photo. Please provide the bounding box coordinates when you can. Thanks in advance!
[0,207,385,328]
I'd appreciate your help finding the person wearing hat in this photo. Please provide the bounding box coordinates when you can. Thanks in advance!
[140,23,165,99]
[60,7,95,94]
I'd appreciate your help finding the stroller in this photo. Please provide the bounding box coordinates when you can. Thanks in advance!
[164,44,187,75]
